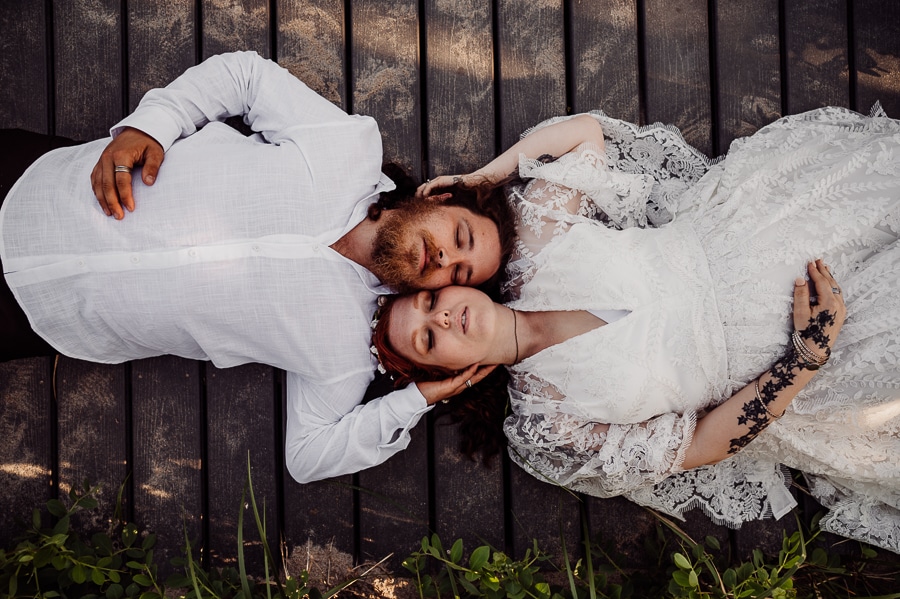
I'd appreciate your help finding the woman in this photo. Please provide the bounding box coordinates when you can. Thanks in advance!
[372,109,900,552]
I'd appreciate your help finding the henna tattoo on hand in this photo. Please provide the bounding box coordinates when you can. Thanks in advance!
[727,347,800,454]
[799,311,836,355]
[536,154,557,164]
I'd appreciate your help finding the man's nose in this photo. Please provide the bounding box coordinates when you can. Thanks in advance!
[436,248,456,269]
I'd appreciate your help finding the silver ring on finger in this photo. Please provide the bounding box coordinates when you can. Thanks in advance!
[114,165,131,173]
[465,379,472,389]
[832,287,841,295]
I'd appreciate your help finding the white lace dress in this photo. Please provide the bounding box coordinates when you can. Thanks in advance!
[502,107,900,553]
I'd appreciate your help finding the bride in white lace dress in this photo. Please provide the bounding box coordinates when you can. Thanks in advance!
[372,108,900,553]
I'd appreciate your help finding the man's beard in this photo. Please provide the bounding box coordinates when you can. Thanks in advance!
[371,201,442,291]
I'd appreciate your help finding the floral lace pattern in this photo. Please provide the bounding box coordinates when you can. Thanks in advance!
[503,107,900,553]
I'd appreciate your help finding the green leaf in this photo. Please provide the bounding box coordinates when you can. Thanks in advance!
[142,534,156,551]
[108,570,121,584]
[672,570,691,587]
[72,563,87,584]
[32,507,42,529]
[106,583,125,599]
[18,554,34,563]
[673,552,691,570]
[705,535,721,551]
[80,496,99,510]
[93,533,114,556]
[52,514,71,536]
[723,568,736,588]
[688,569,699,587]
[450,538,463,564]
[92,567,106,586]
[126,561,144,570]
[8,574,17,597]
[122,524,138,548]
[469,545,490,571]
[52,555,68,570]
[47,499,67,518]
[132,573,152,587]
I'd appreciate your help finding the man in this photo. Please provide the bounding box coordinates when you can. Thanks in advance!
[1,51,563,482]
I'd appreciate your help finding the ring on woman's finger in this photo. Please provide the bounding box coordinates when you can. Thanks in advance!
[114,165,131,173]
[465,379,472,389]
[832,287,841,295]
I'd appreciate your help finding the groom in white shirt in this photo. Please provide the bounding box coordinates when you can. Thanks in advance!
[0,51,510,482]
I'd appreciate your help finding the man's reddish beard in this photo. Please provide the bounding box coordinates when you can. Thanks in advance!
[371,201,443,291]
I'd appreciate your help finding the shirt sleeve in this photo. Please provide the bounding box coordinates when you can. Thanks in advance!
[111,50,356,151]
[284,372,433,483]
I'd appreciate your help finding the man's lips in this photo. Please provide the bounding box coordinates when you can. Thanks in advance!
[419,238,428,274]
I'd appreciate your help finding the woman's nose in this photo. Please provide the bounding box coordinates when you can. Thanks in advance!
[431,310,450,328]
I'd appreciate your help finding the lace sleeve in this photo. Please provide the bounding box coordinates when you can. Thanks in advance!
[503,142,654,297]
[503,384,696,498]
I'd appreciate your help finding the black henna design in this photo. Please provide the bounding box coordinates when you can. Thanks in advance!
[727,348,800,454]
[799,311,836,354]
[536,154,557,164]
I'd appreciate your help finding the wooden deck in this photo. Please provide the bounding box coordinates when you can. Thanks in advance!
[3,0,900,578]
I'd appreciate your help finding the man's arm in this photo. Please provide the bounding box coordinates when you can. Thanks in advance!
[284,375,432,483]
[92,50,353,219]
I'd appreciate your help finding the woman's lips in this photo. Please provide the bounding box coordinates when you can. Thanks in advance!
[461,307,468,333]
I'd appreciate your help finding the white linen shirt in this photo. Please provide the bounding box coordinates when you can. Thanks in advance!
[0,51,430,483]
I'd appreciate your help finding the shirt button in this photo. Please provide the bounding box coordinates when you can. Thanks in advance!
[77,259,85,266]
[188,249,197,257]
[312,244,320,253]
[130,256,140,263]
[251,245,260,252]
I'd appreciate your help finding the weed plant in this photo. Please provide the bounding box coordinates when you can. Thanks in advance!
[2,461,899,598]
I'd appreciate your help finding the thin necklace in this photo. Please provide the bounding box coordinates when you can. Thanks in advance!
[512,309,520,363]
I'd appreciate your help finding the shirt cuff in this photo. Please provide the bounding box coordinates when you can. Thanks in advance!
[111,108,187,152]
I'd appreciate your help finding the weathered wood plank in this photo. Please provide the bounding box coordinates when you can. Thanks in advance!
[784,0,850,113]
[0,358,54,542]
[131,357,204,574]
[352,0,422,174]
[0,1,48,131]
[587,497,658,569]
[424,0,496,176]
[508,466,581,562]
[570,0,640,121]
[852,0,900,116]
[54,0,123,139]
[497,0,567,149]
[432,413,506,552]
[277,0,346,109]
[55,359,129,528]
[643,0,712,155]
[205,364,280,569]
[713,0,781,152]
[202,0,270,59]
[357,419,430,566]
[126,0,198,112]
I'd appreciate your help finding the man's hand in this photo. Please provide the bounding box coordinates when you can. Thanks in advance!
[90,127,164,219]
[417,364,498,405]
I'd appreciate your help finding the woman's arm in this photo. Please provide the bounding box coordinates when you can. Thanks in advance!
[418,114,605,197]
[682,260,846,469]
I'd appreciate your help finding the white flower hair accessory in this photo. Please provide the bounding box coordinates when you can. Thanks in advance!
[370,295,389,376]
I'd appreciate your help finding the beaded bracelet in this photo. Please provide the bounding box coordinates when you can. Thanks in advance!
[790,331,829,370]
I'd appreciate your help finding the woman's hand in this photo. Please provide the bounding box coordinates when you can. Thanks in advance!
[793,259,847,360]
[417,364,498,405]
[416,174,473,199]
